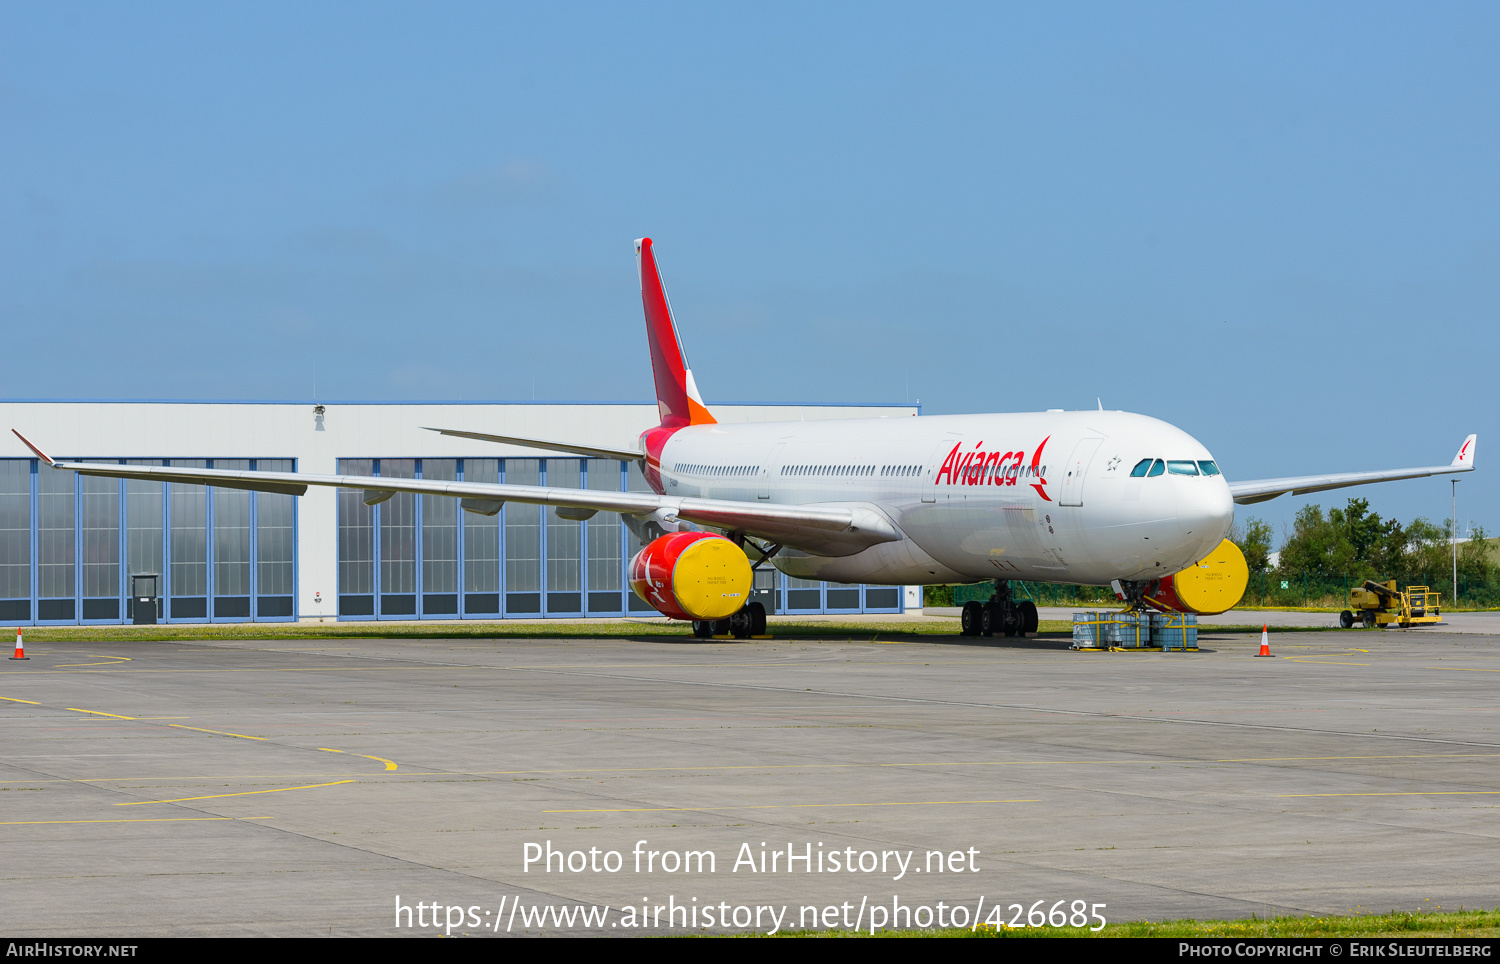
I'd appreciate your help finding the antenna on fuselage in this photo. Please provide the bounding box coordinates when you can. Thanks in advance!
[1097,398,1103,411]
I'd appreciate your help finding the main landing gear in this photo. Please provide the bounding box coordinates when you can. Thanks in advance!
[691,533,773,639]
[692,602,767,640]
[960,580,1038,638]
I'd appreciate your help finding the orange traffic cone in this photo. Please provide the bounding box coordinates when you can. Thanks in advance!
[1255,623,1274,657]
[10,627,27,660]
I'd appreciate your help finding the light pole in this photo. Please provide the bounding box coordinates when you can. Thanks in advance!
[1452,478,1459,609]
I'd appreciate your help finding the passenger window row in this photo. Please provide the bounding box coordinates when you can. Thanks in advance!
[782,465,876,477]
[1129,459,1220,478]
[676,464,756,477]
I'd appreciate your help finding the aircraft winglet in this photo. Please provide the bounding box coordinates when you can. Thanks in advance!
[11,429,56,466]
[1453,434,1477,467]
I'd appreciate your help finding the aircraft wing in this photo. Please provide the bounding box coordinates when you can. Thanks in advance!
[11,430,898,556]
[1228,434,1476,505]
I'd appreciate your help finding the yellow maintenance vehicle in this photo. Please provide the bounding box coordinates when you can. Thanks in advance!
[1340,580,1443,629]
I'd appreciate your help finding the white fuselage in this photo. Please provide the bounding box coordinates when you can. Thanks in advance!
[654,411,1235,587]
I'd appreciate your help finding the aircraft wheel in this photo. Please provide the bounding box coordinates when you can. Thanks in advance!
[1000,602,1022,637]
[980,604,996,637]
[961,601,983,636]
[728,608,754,639]
[1019,600,1039,636]
[748,602,767,636]
[692,621,713,638]
[1339,610,1354,629]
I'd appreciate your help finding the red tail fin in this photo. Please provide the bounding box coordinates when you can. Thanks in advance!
[636,237,715,428]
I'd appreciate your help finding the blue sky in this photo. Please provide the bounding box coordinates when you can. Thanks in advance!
[3,3,1496,544]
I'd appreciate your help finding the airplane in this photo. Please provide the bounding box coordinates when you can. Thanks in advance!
[12,238,1478,639]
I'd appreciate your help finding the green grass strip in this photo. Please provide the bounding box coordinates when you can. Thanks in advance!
[749,908,1500,938]
[7,617,1339,644]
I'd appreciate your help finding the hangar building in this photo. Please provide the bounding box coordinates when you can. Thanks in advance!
[0,400,921,625]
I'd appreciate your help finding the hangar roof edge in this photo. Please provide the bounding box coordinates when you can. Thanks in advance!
[0,398,915,408]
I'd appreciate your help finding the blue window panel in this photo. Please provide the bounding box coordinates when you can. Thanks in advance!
[543,459,583,616]
[337,459,376,621]
[503,459,541,617]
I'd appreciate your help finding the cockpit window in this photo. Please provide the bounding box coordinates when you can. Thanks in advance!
[1167,460,1200,476]
[1198,460,1220,476]
[1130,458,1153,477]
[1146,459,1165,477]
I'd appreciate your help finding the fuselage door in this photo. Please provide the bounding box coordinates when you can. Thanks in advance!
[1058,437,1104,507]
[759,443,784,500]
[923,435,963,503]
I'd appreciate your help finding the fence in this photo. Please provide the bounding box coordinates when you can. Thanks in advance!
[932,582,1119,608]
[1243,571,1500,609]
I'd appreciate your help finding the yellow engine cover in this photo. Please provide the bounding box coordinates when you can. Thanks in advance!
[670,536,754,620]
[1160,539,1249,615]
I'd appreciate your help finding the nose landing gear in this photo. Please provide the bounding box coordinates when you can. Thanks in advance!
[1113,578,1155,612]
[960,581,1038,638]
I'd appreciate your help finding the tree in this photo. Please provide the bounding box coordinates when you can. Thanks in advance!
[1399,520,1494,590]
[1275,503,1339,574]
[1233,517,1274,574]
[1276,498,1403,579]
[1272,498,1500,606]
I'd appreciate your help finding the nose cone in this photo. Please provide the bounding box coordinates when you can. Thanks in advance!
[1176,476,1235,559]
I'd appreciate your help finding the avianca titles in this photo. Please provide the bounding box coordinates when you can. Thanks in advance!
[11,237,1478,639]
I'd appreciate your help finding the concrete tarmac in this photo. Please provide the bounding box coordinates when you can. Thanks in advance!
[2,628,1497,936]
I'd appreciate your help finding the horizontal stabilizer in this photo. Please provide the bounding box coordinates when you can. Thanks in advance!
[422,427,643,462]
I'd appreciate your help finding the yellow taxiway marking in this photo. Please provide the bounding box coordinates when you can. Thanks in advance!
[167,723,266,741]
[67,707,139,720]
[55,655,133,667]
[1280,660,1372,666]
[1427,666,1500,673]
[6,699,396,771]
[319,748,398,771]
[0,816,273,827]
[0,752,1491,789]
[115,780,354,806]
[472,751,1500,777]
[1279,790,1500,798]
[547,799,1039,813]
